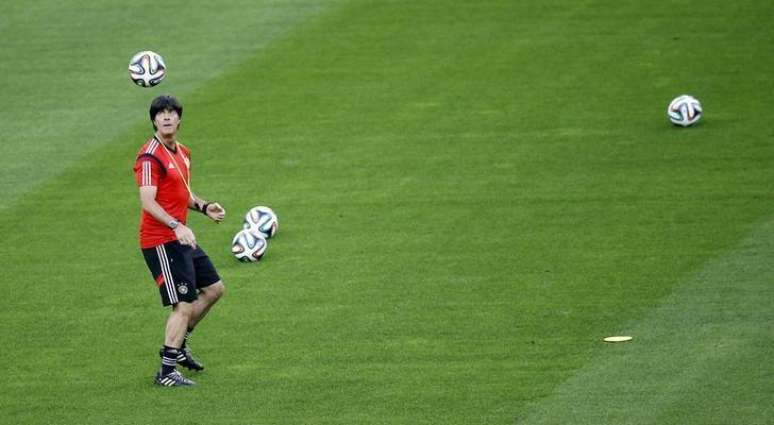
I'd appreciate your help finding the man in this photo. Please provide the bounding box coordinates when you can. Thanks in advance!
[133,94,226,387]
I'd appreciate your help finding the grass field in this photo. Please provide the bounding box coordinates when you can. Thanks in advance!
[1,0,773,424]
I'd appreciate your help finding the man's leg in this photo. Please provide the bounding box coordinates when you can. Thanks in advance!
[189,281,225,328]
[145,241,199,386]
[165,301,194,348]
[176,282,225,371]
[155,302,196,386]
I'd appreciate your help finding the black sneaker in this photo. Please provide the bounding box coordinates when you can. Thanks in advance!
[154,370,196,387]
[177,347,205,371]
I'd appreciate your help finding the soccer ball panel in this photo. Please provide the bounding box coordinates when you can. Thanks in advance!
[128,50,166,88]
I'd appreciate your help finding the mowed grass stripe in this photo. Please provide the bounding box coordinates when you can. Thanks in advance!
[516,215,774,425]
[0,0,341,207]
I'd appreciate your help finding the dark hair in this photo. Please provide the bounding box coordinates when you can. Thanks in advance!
[149,94,183,129]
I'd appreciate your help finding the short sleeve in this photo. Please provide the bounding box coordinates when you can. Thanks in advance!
[134,157,163,187]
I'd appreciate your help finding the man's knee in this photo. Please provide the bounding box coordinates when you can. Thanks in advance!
[172,301,195,319]
[204,281,225,302]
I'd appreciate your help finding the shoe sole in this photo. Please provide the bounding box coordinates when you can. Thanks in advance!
[154,376,196,387]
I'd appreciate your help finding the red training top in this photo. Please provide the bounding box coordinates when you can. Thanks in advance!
[133,136,192,249]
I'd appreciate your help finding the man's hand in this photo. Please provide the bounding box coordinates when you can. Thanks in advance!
[205,203,226,223]
[174,224,197,248]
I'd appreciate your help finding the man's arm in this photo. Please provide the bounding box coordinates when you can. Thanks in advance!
[189,193,226,223]
[139,186,197,247]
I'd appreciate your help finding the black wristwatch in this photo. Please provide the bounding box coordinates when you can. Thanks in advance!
[168,219,180,230]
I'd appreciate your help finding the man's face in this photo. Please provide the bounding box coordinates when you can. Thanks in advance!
[154,108,180,137]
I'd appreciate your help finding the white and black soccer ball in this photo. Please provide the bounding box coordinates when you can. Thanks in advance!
[243,206,279,239]
[231,228,268,262]
[667,94,702,127]
[128,50,166,87]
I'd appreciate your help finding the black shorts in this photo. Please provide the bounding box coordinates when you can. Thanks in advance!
[142,241,221,306]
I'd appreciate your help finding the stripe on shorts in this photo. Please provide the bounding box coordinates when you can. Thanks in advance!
[156,244,178,304]
[159,244,178,304]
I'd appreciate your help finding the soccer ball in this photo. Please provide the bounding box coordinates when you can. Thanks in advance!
[667,95,702,127]
[243,206,279,239]
[128,51,166,87]
[231,229,268,262]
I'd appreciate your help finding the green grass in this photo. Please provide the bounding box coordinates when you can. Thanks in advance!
[1,0,773,424]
